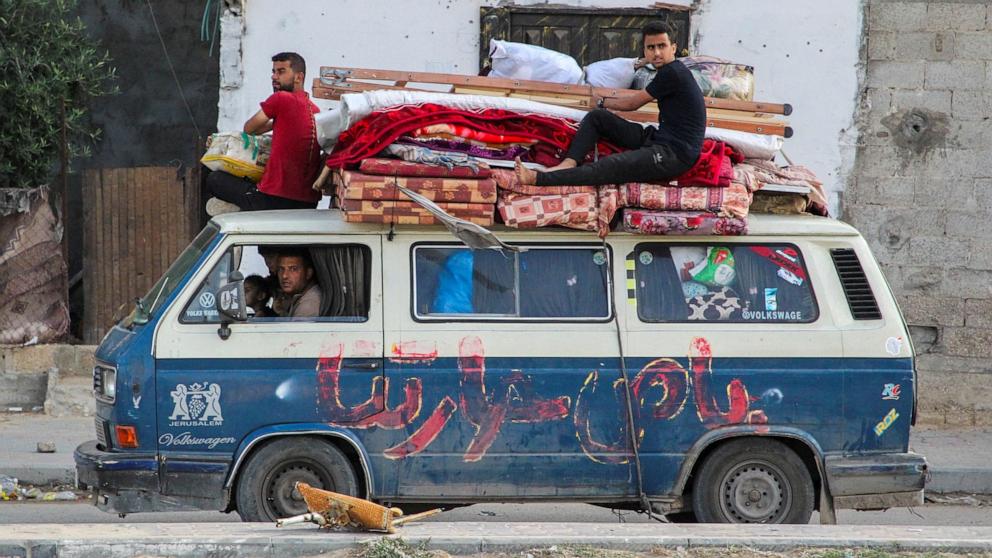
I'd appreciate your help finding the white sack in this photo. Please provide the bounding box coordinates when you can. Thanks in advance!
[584,58,637,89]
[488,39,583,84]
[200,132,272,182]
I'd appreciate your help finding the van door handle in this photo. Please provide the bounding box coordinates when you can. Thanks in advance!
[343,360,380,371]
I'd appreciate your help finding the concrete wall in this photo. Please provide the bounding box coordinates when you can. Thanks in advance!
[76,1,220,168]
[218,0,861,211]
[0,346,94,411]
[848,0,992,426]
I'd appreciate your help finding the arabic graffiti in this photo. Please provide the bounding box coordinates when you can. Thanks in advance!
[316,337,768,464]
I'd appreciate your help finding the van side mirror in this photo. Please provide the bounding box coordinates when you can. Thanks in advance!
[216,271,247,340]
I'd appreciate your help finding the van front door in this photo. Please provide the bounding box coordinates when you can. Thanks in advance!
[153,236,384,500]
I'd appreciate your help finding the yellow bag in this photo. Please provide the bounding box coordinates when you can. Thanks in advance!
[200,132,272,182]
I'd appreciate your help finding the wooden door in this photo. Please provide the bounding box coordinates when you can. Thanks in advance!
[82,166,200,343]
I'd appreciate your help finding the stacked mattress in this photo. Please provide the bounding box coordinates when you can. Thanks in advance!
[332,158,496,225]
[319,91,825,236]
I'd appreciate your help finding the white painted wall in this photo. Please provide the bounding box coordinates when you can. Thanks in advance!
[219,0,863,212]
[691,0,863,214]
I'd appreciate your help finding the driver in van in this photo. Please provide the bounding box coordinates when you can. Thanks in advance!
[276,250,322,318]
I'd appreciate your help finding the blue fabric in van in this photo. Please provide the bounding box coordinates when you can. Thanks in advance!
[431,250,475,313]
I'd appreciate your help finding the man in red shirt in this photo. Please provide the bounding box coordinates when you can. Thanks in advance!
[207,52,322,212]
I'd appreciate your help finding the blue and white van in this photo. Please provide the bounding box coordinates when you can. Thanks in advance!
[75,210,926,523]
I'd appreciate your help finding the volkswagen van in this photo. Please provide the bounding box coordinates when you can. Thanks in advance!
[75,209,926,523]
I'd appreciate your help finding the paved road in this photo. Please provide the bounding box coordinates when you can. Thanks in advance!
[1,501,990,526]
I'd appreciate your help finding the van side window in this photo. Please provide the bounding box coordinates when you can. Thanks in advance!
[181,244,371,323]
[633,243,817,323]
[413,245,611,320]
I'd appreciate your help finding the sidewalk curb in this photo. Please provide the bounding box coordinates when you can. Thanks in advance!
[4,523,992,557]
[928,467,992,495]
[0,464,75,487]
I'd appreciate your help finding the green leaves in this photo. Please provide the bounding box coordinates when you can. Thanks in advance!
[0,0,117,189]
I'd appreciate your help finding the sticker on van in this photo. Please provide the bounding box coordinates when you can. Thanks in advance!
[169,382,224,427]
[874,408,899,437]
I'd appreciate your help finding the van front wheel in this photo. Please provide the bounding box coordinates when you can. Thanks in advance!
[691,438,814,524]
[236,437,359,522]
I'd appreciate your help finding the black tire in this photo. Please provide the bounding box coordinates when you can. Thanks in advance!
[235,436,359,522]
[691,438,814,524]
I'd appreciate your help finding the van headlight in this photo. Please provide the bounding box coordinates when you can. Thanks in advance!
[94,365,117,401]
[103,368,116,400]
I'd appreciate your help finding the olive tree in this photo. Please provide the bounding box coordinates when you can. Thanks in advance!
[0,0,117,188]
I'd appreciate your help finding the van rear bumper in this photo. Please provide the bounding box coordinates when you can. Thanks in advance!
[75,440,227,514]
[825,452,927,510]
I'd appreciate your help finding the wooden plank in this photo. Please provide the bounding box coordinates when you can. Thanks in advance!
[187,166,200,242]
[118,168,130,322]
[161,167,172,269]
[320,67,596,97]
[96,169,107,338]
[154,168,167,276]
[82,170,95,342]
[319,66,791,115]
[126,167,136,310]
[139,167,151,294]
[109,168,122,325]
[171,167,182,261]
[317,79,789,136]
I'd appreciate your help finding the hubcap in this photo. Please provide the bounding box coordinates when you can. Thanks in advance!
[265,463,328,518]
[720,461,790,523]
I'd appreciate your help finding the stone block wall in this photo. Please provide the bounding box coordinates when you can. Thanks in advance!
[849,0,992,425]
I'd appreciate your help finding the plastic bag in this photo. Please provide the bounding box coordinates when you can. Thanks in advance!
[681,55,755,101]
[200,132,273,182]
[689,247,736,287]
[584,58,637,88]
[489,39,583,84]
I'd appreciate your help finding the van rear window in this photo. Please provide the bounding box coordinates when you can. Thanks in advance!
[412,245,611,321]
[633,243,818,323]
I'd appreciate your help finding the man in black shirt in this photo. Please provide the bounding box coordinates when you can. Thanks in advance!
[514,21,706,187]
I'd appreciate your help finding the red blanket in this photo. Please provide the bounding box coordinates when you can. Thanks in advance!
[674,140,743,188]
[325,104,621,169]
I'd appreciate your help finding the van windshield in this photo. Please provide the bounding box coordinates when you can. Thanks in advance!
[122,223,220,328]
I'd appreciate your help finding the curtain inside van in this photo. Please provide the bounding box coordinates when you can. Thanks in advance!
[309,245,371,318]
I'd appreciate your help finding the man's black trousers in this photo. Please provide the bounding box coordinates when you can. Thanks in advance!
[536,109,696,187]
[207,171,317,211]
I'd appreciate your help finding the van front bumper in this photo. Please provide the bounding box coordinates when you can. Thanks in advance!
[75,440,227,514]
[825,452,927,510]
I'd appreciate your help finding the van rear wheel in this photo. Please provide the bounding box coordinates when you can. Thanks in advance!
[691,438,814,524]
[236,437,358,522]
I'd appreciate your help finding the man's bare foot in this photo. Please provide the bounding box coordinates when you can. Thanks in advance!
[514,157,538,185]
[545,158,578,173]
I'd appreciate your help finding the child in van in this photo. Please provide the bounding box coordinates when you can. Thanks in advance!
[244,274,276,318]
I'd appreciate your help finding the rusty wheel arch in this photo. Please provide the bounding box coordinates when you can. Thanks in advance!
[224,431,372,513]
[671,428,829,514]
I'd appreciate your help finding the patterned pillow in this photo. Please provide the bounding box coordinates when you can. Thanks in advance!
[687,287,743,321]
